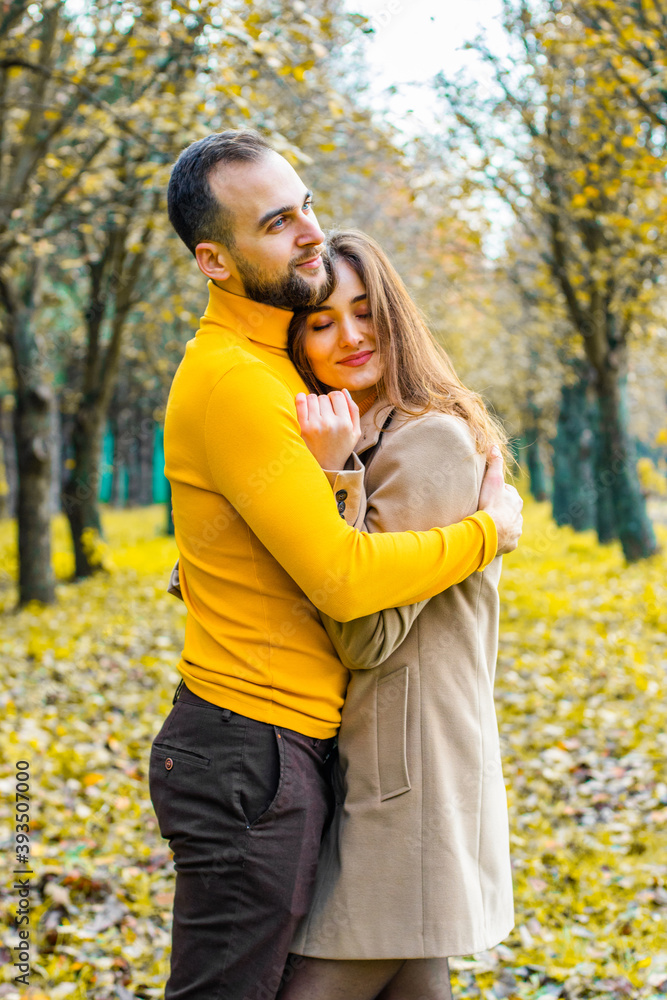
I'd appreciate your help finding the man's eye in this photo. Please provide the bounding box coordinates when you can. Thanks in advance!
[270,217,286,230]
[304,199,313,212]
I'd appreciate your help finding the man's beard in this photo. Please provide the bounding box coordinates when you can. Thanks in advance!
[230,246,330,310]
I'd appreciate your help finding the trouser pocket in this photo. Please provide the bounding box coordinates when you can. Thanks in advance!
[148,700,244,869]
[238,722,284,828]
[152,743,211,769]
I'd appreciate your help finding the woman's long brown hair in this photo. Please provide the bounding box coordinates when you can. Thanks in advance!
[288,229,509,462]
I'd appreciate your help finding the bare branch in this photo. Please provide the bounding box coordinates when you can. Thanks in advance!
[0,57,170,154]
[33,136,110,230]
[0,0,31,40]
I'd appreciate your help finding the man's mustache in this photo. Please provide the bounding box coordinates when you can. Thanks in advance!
[291,245,326,267]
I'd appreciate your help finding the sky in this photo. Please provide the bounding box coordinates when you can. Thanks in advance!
[343,0,513,248]
[345,0,509,136]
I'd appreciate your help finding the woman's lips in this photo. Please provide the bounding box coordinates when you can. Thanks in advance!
[339,351,374,367]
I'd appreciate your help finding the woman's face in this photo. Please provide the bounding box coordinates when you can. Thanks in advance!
[303,260,382,401]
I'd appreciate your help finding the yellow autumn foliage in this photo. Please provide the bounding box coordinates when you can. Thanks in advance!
[0,498,665,997]
[637,457,667,498]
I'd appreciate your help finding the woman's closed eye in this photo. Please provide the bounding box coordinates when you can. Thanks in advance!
[312,312,371,332]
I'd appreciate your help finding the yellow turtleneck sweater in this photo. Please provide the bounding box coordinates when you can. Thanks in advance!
[164,282,497,738]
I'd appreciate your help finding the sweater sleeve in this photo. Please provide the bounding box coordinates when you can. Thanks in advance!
[203,363,497,622]
[318,414,494,666]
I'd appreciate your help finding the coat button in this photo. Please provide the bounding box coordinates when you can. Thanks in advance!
[337,501,346,514]
[335,490,348,502]
[165,758,173,770]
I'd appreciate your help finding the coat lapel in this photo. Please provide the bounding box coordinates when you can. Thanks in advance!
[356,396,395,456]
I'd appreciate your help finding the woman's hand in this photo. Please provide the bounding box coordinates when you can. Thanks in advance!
[478,447,523,554]
[295,389,361,470]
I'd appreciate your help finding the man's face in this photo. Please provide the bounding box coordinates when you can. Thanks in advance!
[207,151,327,309]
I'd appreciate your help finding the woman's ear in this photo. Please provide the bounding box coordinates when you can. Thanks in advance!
[195,242,232,282]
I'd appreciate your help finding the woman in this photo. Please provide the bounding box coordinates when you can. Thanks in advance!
[280,230,514,999]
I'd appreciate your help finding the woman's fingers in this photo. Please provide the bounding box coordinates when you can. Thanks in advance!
[504,482,524,507]
[342,388,361,438]
[297,392,361,440]
[328,390,349,419]
[297,392,334,433]
[295,392,308,430]
[295,390,359,469]
[317,393,335,420]
[330,390,360,436]
[307,392,324,425]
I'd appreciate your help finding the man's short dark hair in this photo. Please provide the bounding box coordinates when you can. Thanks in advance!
[167,129,272,256]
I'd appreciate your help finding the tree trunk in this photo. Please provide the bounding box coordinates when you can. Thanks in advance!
[523,429,548,501]
[139,414,153,505]
[572,426,597,532]
[14,380,56,605]
[99,424,114,503]
[551,402,572,528]
[592,408,617,545]
[61,401,105,578]
[0,439,8,520]
[109,410,124,507]
[4,283,57,606]
[595,366,658,561]
[0,401,17,518]
[551,372,597,532]
[127,409,142,506]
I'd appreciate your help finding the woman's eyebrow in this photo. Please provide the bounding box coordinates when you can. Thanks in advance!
[311,293,367,312]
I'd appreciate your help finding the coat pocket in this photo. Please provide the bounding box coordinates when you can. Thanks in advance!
[376,666,411,800]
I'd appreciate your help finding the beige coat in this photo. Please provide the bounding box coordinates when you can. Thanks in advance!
[291,398,514,959]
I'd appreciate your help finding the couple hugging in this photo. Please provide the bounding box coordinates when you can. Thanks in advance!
[149,128,523,1000]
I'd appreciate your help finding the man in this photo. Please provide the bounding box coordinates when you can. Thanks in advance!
[150,128,523,1000]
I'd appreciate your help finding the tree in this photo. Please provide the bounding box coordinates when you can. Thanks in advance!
[57,0,410,573]
[0,0,219,598]
[1,0,384,593]
[437,0,665,560]
[0,3,69,603]
[56,3,212,576]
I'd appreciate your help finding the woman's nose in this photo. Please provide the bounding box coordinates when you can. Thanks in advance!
[338,318,363,346]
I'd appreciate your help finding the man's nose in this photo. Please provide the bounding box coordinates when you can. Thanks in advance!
[296,209,325,247]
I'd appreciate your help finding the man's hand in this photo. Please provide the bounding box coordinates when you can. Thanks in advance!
[295,389,361,470]
[478,447,523,555]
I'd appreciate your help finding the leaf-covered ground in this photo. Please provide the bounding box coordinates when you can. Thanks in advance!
[0,500,665,999]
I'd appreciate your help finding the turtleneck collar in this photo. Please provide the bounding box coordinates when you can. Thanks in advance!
[357,388,379,417]
[203,280,293,350]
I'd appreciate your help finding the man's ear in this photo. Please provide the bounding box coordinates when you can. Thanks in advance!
[195,242,233,281]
